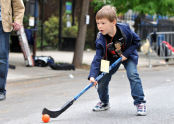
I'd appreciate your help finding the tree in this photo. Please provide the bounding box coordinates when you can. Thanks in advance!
[92,0,174,16]
[130,0,174,16]
[92,0,174,33]
[72,0,90,67]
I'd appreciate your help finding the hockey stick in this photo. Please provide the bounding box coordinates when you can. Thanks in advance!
[17,27,34,67]
[42,57,122,118]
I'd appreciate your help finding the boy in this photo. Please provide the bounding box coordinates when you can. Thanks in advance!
[88,5,146,116]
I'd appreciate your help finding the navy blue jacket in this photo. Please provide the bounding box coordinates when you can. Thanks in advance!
[88,23,141,79]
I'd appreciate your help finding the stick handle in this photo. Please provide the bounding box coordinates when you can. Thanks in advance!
[95,57,122,81]
[74,57,122,100]
[74,83,93,100]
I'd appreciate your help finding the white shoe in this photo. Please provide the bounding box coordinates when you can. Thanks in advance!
[92,101,110,112]
[136,103,146,116]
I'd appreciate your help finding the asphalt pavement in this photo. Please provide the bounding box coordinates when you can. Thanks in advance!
[1,50,174,124]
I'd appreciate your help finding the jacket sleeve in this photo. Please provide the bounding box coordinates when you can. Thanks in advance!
[122,25,140,58]
[88,42,104,79]
[12,0,25,25]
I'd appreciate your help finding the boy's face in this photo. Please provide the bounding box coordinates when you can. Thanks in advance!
[96,18,116,36]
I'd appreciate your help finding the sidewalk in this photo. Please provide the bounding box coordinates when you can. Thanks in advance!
[7,50,168,83]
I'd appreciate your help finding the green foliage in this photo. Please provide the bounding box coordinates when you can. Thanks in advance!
[62,15,78,38]
[62,26,78,38]
[23,15,30,28]
[91,0,130,14]
[91,0,174,16]
[157,0,174,16]
[43,15,78,48]
[44,16,59,47]
[91,0,108,12]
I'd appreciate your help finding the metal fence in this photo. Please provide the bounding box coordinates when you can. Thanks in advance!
[147,32,174,67]
[138,24,174,40]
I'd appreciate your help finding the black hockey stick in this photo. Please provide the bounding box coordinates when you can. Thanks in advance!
[42,57,122,118]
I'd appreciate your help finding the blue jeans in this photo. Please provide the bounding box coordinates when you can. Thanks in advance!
[0,22,10,94]
[97,58,146,105]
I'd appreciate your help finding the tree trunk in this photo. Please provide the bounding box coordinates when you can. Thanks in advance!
[72,0,89,67]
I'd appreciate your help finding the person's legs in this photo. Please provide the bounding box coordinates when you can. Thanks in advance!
[97,62,121,104]
[0,22,10,98]
[123,59,146,105]
[123,59,146,115]
[93,62,121,111]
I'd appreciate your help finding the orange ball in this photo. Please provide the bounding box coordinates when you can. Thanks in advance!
[42,114,50,123]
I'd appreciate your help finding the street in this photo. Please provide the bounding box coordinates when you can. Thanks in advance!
[1,0,174,123]
[1,65,174,124]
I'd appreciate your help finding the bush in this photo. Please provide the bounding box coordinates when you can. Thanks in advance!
[43,15,78,48]
[44,16,59,47]
[62,25,78,38]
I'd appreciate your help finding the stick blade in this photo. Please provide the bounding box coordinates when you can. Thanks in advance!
[42,99,74,118]
[42,108,61,118]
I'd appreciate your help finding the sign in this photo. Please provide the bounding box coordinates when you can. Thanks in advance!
[29,16,35,27]
[66,2,72,14]
[86,15,90,24]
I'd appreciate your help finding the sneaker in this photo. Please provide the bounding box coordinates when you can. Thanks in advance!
[136,103,146,116]
[92,101,110,112]
[0,93,6,101]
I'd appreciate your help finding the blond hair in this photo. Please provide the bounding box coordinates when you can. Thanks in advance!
[96,5,117,22]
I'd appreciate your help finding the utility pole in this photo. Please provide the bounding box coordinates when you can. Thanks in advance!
[58,0,63,50]
[40,0,44,51]
[72,0,75,26]
[33,0,38,57]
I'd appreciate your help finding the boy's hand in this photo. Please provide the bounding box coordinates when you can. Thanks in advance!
[12,22,22,31]
[89,77,98,86]
[121,54,127,61]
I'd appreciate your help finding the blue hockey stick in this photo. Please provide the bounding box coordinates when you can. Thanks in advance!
[42,57,122,118]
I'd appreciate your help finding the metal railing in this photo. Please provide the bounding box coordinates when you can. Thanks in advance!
[147,32,174,68]
[138,24,174,40]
